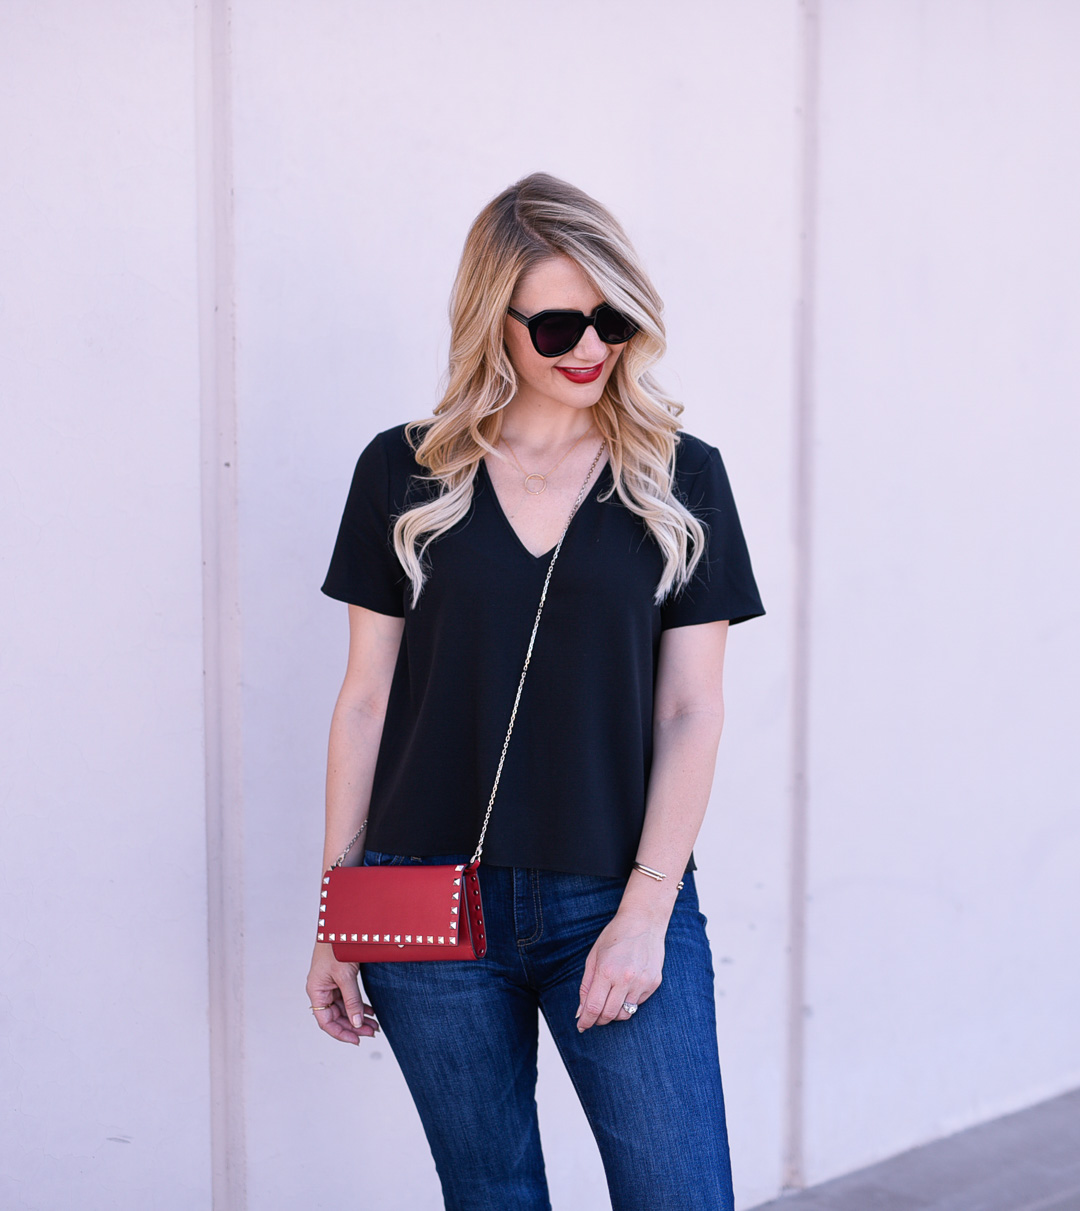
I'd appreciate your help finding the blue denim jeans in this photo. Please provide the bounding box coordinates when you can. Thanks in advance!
[360,850,734,1211]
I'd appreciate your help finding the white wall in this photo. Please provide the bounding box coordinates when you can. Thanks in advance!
[804,0,1080,1182]
[1,3,1077,1210]
[0,4,213,1209]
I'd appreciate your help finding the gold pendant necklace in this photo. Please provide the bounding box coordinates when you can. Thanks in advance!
[501,427,595,495]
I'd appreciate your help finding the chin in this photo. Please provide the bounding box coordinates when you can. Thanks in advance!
[553,377,612,408]
[557,390,604,411]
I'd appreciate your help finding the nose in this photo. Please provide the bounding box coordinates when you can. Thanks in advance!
[570,322,608,363]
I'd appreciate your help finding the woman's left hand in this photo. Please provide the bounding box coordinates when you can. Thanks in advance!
[576,908,666,1031]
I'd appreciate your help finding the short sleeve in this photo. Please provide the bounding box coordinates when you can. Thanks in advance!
[321,433,408,617]
[659,444,766,630]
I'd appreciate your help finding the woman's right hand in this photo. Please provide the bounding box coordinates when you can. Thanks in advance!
[306,942,380,1045]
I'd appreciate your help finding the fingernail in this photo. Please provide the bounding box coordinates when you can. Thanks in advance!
[575,1006,581,1019]
[353,1015,363,1028]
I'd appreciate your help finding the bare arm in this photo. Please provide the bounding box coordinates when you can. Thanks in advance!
[576,619,729,1031]
[306,604,404,1044]
[321,605,405,869]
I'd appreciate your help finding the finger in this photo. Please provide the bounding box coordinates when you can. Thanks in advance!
[333,995,378,1029]
[308,987,378,1042]
[577,972,613,1033]
[314,1000,379,1042]
[576,949,599,1023]
[307,992,350,1035]
[306,977,343,1015]
[595,983,631,1026]
[337,972,379,1033]
[614,993,642,1022]
[313,1005,363,1044]
[612,973,661,1021]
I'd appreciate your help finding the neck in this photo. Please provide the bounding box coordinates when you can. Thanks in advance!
[499,397,597,448]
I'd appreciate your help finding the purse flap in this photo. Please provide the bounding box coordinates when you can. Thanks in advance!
[319,862,471,951]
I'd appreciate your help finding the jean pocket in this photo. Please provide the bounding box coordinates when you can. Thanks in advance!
[362,850,472,868]
[362,849,407,867]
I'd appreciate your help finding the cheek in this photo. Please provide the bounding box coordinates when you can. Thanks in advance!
[505,327,550,380]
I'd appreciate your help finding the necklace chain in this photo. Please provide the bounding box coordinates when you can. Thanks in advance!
[501,426,595,495]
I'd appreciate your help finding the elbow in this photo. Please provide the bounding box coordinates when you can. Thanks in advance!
[334,682,392,727]
[654,697,725,740]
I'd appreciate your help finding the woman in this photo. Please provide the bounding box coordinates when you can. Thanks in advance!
[306,172,764,1211]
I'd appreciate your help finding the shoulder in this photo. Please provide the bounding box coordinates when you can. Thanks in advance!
[356,422,431,485]
[362,422,438,512]
[670,431,737,514]
[366,423,424,474]
[673,430,720,474]
[672,431,726,492]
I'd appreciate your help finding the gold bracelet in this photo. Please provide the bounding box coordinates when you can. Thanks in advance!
[633,861,667,882]
[634,862,668,881]
[633,861,685,891]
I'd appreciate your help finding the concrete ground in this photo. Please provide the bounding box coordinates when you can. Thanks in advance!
[748,1088,1080,1211]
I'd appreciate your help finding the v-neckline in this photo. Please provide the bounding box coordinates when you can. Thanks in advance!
[480,455,610,563]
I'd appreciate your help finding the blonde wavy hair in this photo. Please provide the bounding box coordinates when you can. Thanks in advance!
[393,172,706,605]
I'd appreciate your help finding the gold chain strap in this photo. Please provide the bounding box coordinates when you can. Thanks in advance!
[470,441,607,866]
[331,819,367,870]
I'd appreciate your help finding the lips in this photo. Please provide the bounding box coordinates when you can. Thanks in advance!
[556,362,605,384]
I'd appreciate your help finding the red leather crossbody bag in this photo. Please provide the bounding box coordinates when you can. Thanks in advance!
[319,861,486,962]
[316,443,606,963]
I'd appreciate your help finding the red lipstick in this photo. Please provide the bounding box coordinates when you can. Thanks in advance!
[556,362,605,384]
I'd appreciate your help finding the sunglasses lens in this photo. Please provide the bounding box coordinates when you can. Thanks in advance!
[533,314,586,356]
[595,306,638,344]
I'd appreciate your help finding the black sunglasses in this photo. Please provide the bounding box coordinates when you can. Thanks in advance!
[507,303,639,358]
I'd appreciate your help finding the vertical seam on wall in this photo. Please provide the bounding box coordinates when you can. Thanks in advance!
[196,1,246,1207]
[785,0,822,1193]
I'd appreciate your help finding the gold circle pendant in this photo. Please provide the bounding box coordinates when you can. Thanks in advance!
[524,474,547,495]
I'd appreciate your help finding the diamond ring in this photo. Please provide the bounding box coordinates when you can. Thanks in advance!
[622,1002,638,1017]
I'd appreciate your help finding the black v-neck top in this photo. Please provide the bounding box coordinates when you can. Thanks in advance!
[322,424,764,877]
